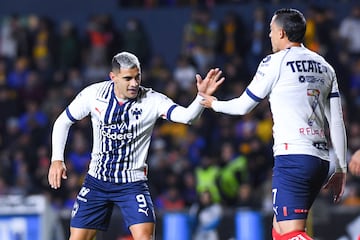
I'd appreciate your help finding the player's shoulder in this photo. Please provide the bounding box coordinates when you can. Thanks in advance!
[138,86,165,98]
[81,80,113,96]
[86,80,112,90]
[137,86,173,103]
[258,50,286,68]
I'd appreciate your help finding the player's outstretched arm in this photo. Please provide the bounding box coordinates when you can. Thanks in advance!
[349,149,360,176]
[48,160,67,189]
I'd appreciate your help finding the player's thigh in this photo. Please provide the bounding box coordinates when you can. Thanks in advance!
[115,181,156,228]
[273,216,306,234]
[129,222,155,240]
[272,154,329,221]
[71,175,114,231]
[69,227,97,240]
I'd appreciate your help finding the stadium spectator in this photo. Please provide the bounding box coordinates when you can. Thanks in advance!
[195,155,221,203]
[173,54,198,92]
[189,190,223,240]
[57,21,82,72]
[122,18,151,67]
[6,56,30,89]
[215,10,248,62]
[247,6,270,73]
[216,142,248,205]
[181,6,218,74]
[338,5,360,59]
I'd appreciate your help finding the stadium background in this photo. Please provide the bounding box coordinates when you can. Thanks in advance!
[0,0,360,239]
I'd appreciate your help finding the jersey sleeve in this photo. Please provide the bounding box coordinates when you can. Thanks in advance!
[154,90,204,124]
[51,86,93,161]
[65,86,93,121]
[168,95,204,124]
[212,54,279,115]
[326,74,347,173]
[247,54,280,99]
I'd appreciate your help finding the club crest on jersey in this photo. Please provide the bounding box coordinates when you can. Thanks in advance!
[131,108,142,120]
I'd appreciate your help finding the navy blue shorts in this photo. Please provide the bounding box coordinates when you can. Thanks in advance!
[272,154,329,221]
[70,174,156,231]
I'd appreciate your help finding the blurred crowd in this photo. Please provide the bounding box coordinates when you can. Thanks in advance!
[0,2,360,223]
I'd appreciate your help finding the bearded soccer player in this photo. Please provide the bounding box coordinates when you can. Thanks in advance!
[200,8,347,240]
[48,51,224,240]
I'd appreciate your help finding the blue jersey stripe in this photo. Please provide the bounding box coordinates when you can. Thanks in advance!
[246,88,263,102]
[166,104,178,121]
[66,107,77,122]
[328,92,340,98]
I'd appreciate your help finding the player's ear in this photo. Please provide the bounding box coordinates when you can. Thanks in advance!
[280,28,286,39]
[109,71,115,81]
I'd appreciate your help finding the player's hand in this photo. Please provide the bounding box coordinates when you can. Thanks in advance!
[323,172,346,203]
[349,149,360,176]
[48,160,67,189]
[199,92,217,109]
[196,68,225,95]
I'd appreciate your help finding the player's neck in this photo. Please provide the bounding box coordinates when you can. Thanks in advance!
[284,42,301,49]
[115,96,127,105]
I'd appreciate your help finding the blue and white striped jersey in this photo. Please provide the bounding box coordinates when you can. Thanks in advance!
[51,81,203,183]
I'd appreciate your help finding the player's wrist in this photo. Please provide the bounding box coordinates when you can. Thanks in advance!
[51,159,65,163]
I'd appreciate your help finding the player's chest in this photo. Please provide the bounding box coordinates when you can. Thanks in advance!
[91,99,155,125]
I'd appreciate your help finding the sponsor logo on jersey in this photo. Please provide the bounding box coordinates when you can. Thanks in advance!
[299,127,325,137]
[286,60,328,73]
[101,122,134,142]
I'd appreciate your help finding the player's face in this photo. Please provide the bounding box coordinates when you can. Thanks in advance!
[269,15,282,53]
[110,67,141,99]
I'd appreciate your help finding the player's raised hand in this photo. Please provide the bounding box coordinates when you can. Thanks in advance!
[323,172,346,203]
[196,68,225,95]
[48,160,67,189]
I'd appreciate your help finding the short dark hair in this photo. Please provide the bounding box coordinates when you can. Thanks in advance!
[274,8,306,43]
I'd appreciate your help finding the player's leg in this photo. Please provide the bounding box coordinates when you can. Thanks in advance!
[69,227,97,240]
[276,218,306,234]
[272,216,308,239]
[115,180,156,240]
[272,155,329,238]
[272,218,281,240]
[129,222,155,240]
[70,175,114,239]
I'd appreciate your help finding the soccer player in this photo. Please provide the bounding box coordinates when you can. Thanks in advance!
[349,149,360,176]
[48,51,224,240]
[200,8,347,240]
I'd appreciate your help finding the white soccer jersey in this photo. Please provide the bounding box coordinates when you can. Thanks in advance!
[212,45,347,171]
[51,81,204,183]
